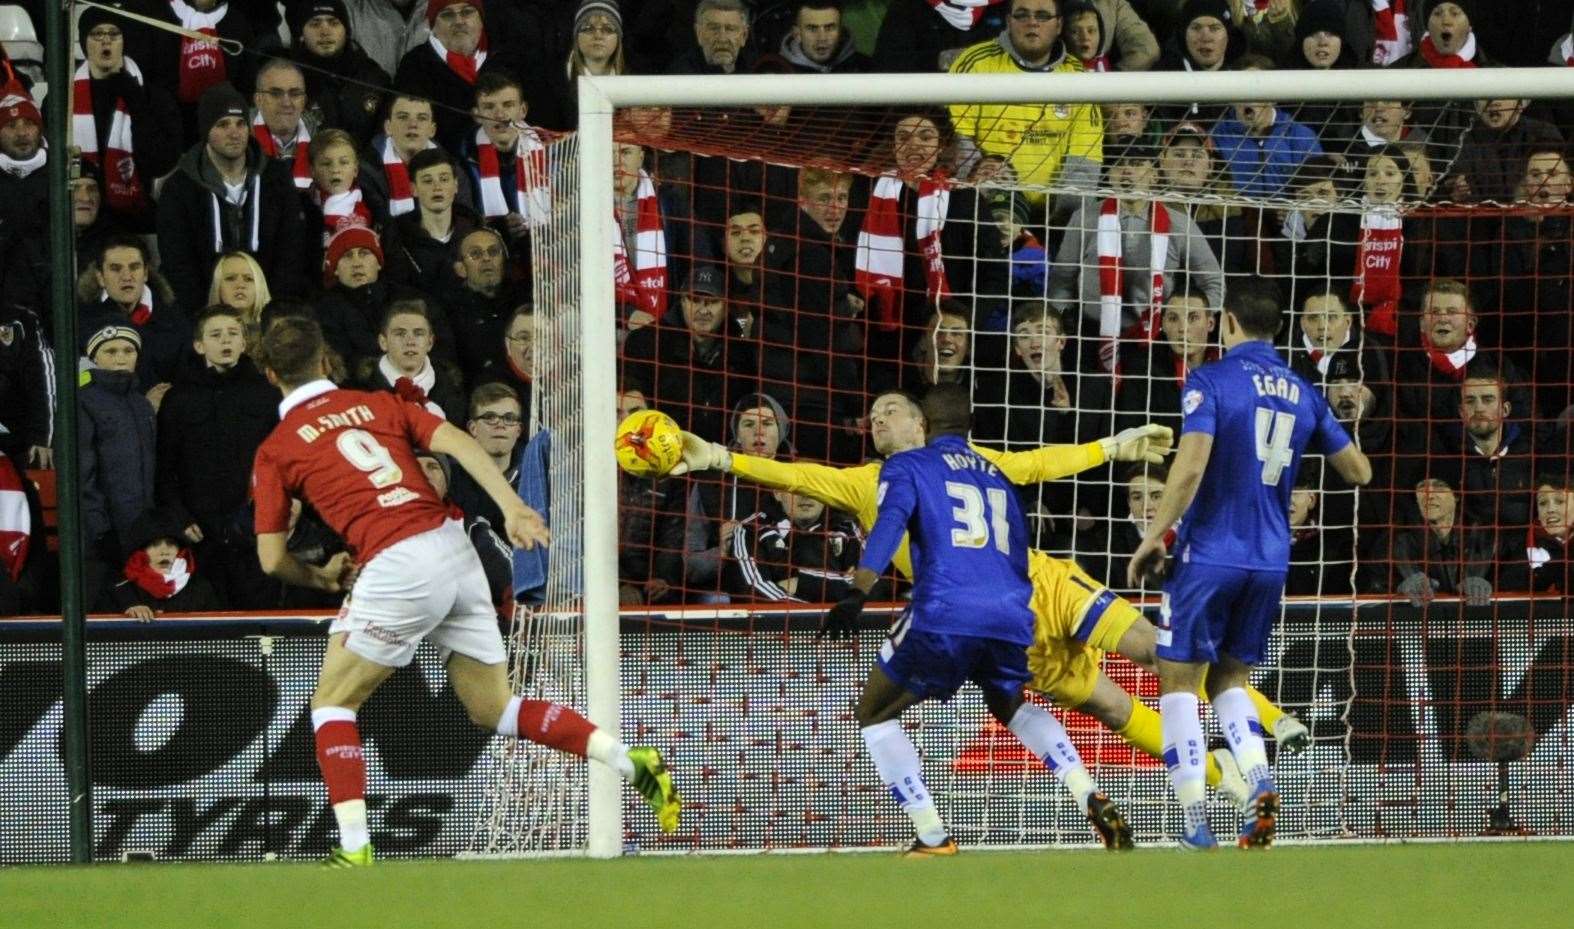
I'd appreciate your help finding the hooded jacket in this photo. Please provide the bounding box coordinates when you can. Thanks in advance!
[103,508,225,613]
[73,364,156,551]
[775,30,871,74]
[155,142,310,312]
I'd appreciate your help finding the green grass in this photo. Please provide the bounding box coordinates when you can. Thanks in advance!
[6,844,1572,929]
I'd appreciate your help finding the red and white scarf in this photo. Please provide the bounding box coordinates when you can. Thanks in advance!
[0,455,28,583]
[1558,34,1573,65]
[1079,55,1110,72]
[1418,30,1478,68]
[1096,198,1169,371]
[101,285,154,326]
[252,111,311,189]
[925,0,1000,30]
[72,57,146,213]
[1421,332,1476,379]
[474,125,551,225]
[1302,329,1350,377]
[124,548,195,600]
[1371,1,1413,65]
[856,173,951,332]
[1352,208,1403,336]
[314,186,372,241]
[381,136,430,216]
[612,170,667,318]
[430,33,486,84]
[381,355,446,418]
[169,0,230,104]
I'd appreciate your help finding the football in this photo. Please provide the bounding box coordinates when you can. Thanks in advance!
[614,410,683,478]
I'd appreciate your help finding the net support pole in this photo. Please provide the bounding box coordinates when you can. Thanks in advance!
[47,0,92,865]
[577,77,624,859]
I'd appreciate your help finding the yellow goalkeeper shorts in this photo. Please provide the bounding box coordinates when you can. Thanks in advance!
[1023,552,1145,709]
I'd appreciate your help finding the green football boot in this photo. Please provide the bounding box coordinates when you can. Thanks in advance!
[628,746,681,833]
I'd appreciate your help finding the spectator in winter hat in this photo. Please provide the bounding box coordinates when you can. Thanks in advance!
[543,0,627,131]
[284,0,390,145]
[104,509,223,617]
[0,81,47,300]
[157,81,310,313]
[316,223,451,375]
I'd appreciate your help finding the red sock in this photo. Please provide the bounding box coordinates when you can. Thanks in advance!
[312,708,366,806]
[505,697,595,757]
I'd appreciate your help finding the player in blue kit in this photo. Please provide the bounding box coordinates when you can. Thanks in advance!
[1129,282,1372,850]
[825,385,1133,855]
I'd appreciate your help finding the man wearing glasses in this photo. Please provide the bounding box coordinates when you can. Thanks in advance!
[451,381,527,528]
[445,227,525,381]
[947,0,1104,219]
[251,58,312,189]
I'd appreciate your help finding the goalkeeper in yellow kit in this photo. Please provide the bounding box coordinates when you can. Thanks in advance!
[674,390,1310,808]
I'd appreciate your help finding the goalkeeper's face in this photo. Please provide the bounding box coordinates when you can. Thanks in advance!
[868,394,925,456]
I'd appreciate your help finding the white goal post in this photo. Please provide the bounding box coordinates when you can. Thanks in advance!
[546,66,1574,859]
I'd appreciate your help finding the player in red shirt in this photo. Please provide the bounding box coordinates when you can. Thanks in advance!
[252,317,679,866]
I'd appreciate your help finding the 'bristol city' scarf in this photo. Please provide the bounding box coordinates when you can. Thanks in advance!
[252,111,311,189]
[856,172,950,332]
[1371,1,1413,65]
[169,0,230,103]
[72,57,147,213]
[1417,30,1478,68]
[612,170,667,318]
[1096,198,1170,371]
[1351,208,1403,336]
[124,548,195,599]
[473,125,551,225]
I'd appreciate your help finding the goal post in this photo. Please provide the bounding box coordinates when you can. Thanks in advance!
[472,66,1574,858]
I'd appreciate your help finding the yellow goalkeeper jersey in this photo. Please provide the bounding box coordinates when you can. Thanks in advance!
[946,37,1104,206]
[727,440,1107,581]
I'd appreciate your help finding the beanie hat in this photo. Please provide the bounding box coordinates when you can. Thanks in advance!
[84,323,142,359]
[1296,0,1348,43]
[731,392,791,448]
[77,1,131,53]
[1179,0,1232,29]
[0,81,41,132]
[427,0,485,27]
[1424,1,1476,26]
[574,0,622,30]
[196,82,248,139]
[323,223,384,285]
[287,0,352,41]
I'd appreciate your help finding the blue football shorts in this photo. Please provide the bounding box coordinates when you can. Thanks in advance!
[1155,561,1286,665]
[877,610,1031,703]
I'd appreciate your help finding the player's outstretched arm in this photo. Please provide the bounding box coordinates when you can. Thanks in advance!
[673,430,878,519]
[257,532,356,592]
[1327,444,1373,486]
[972,425,1172,487]
[428,422,550,550]
[1127,432,1211,588]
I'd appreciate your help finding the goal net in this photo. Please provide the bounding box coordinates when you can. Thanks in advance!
[473,68,1574,856]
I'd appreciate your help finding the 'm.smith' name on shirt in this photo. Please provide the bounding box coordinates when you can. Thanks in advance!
[941,452,1000,476]
[295,405,376,443]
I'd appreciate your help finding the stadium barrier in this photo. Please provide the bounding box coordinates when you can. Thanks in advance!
[3,598,1569,862]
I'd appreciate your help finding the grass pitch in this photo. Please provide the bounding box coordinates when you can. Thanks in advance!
[7,843,1571,929]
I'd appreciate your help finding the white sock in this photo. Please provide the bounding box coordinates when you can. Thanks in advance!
[333,800,370,853]
[1007,702,1096,810]
[861,720,947,845]
[587,729,636,779]
[1213,687,1274,793]
[1160,691,1209,834]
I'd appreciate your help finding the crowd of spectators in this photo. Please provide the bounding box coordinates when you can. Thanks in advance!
[1,0,1573,617]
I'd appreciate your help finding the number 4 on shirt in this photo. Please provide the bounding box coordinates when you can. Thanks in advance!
[1254,408,1297,486]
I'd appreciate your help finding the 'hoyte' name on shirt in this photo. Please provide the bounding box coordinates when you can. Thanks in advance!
[1252,373,1301,403]
[295,405,377,443]
[941,452,999,476]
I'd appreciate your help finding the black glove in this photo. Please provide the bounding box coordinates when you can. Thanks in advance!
[819,589,867,642]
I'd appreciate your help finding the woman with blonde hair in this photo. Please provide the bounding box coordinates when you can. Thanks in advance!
[206,251,272,350]
[543,0,627,131]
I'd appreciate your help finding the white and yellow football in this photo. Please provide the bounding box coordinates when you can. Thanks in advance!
[614,410,683,478]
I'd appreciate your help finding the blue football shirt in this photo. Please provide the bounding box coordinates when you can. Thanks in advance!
[1176,340,1352,570]
[859,434,1035,646]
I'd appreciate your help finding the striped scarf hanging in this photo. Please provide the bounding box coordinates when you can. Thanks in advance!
[169,0,230,103]
[1352,208,1403,336]
[925,0,1000,30]
[612,170,667,318]
[1371,0,1412,65]
[473,125,551,226]
[856,173,951,332]
[381,136,429,216]
[252,112,311,189]
[1096,198,1169,371]
[72,57,146,213]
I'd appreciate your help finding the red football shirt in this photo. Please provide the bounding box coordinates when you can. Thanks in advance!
[253,381,451,564]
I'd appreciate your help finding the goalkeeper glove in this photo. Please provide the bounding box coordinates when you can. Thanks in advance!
[668,431,732,476]
[1099,424,1174,464]
[818,589,867,642]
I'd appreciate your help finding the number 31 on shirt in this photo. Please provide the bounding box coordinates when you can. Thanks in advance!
[947,481,1011,554]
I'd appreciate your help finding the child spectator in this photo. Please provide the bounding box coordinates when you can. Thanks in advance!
[358,299,467,424]
[1078,461,1171,593]
[728,489,863,602]
[1287,465,1355,596]
[72,324,158,608]
[154,305,279,606]
[1517,473,1573,595]
[104,510,223,618]
[305,128,373,265]
[382,148,484,295]
[205,251,272,352]
[1116,287,1217,439]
